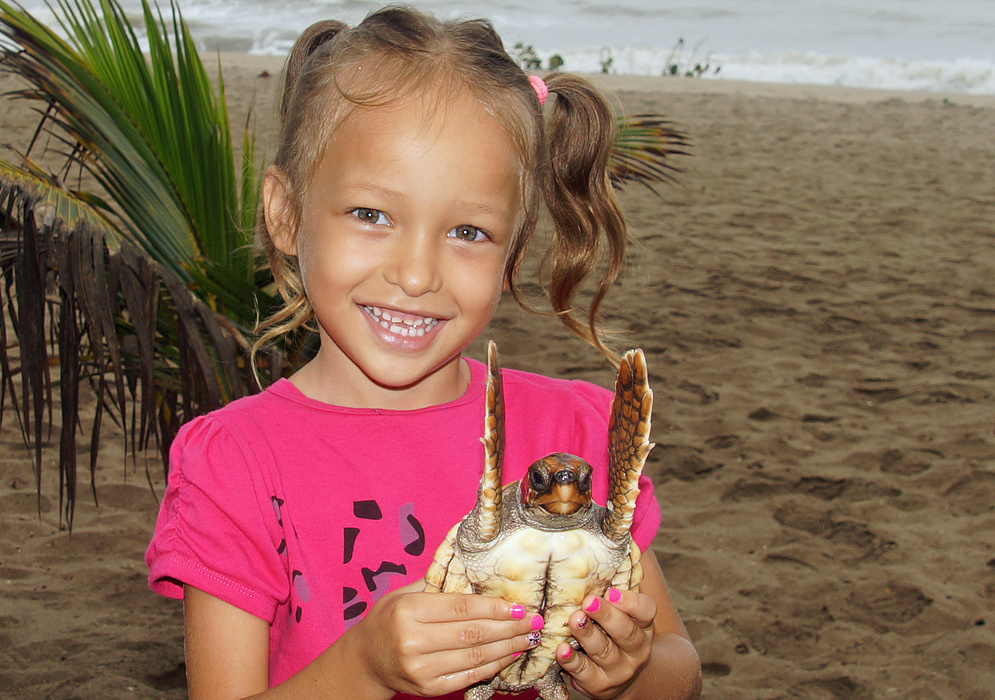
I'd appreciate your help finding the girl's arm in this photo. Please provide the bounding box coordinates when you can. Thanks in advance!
[184,586,269,700]
[183,582,542,700]
[556,553,702,700]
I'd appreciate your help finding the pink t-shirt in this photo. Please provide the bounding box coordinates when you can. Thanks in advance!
[146,358,661,694]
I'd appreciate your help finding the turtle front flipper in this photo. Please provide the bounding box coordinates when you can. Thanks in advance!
[425,522,472,593]
[602,349,655,542]
[476,340,505,542]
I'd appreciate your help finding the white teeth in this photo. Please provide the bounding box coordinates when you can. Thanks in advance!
[363,306,439,338]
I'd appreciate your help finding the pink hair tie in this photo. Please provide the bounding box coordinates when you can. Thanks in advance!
[529,75,548,106]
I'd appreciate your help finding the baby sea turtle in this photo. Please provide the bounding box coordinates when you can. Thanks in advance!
[424,341,654,700]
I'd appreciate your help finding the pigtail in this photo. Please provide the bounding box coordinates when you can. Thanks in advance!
[540,73,627,363]
[279,20,348,121]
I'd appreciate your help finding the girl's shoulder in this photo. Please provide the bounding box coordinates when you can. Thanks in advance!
[178,377,329,429]
[465,358,614,433]
[475,359,613,410]
[168,379,320,465]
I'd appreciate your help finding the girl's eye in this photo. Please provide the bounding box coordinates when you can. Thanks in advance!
[352,208,389,225]
[448,225,487,242]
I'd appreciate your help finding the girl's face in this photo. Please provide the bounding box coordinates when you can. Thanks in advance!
[266,89,521,409]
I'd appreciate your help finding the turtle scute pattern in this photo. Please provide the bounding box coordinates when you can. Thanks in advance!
[424,342,655,700]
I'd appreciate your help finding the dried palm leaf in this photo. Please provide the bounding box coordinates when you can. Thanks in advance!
[610,114,691,193]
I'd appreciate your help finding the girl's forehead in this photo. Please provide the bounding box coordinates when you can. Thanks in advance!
[333,88,512,156]
[305,87,524,233]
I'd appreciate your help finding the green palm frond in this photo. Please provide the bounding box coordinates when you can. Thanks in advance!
[611,114,691,193]
[0,0,258,285]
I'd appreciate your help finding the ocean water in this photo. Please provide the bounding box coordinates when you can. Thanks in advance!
[15,0,995,94]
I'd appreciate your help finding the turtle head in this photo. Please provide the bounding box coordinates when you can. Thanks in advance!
[520,453,593,517]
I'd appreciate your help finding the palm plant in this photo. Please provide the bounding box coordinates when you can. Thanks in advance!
[0,0,687,529]
[0,0,279,528]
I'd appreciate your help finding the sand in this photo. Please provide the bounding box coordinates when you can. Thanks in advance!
[1,54,994,699]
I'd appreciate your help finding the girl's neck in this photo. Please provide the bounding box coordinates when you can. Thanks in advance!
[286,349,473,410]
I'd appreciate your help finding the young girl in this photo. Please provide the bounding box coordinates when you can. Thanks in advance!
[146,6,701,700]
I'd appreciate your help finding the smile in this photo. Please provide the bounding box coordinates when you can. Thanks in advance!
[363,305,440,338]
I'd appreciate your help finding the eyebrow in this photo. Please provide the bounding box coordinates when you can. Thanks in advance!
[338,184,513,220]
[337,183,406,203]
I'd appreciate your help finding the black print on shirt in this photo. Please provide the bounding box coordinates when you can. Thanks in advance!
[342,500,425,629]
[399,502,425,556]
[344,586,367,621]
[361,562,408,597]
[344,527,360,564]
[271,496,285,525]
[354,500,382,519]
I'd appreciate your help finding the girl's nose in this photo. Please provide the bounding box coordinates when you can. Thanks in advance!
[382,233,442,297]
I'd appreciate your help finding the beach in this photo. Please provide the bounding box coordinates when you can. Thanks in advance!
[1,54,994,699]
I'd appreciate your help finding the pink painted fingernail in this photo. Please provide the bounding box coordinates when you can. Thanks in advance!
[608,587,622,604]
[511,604,526,620]
[585,597,601,613]
[559,646,573,660]
[531,614,545,631]
[513,651,522,659]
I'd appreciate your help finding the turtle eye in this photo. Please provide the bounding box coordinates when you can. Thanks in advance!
[528,464,552,494]
[576,465,593,494]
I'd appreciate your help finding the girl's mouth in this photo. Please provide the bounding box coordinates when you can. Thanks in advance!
[362,305,440,338]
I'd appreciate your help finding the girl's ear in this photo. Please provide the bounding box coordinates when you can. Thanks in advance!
[263,166,298,256]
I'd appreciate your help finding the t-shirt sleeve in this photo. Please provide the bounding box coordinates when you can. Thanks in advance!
[570,381,662,554]
[145,416,289,622]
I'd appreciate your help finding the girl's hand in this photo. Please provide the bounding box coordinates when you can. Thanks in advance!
[352,579,544,698]
[556,587,657,699]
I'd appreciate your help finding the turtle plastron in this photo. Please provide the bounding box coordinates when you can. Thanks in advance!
[424,341,655,700]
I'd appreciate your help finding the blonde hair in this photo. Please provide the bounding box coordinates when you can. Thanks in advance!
[254,5,627,367]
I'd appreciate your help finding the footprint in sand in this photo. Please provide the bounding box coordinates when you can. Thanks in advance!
[943,470,995,516]
[844,579,932,631]
[772,500,894,564]
[876,448,933,475]
[654,444,721,481]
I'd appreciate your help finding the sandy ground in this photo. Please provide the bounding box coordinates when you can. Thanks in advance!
[1,54,994,699]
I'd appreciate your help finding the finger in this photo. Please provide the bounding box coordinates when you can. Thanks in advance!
[429,651,515,696]
[430,629,544,686]
[570,602,621,666]
[416,592,545,625]
[555,642,602,693]
[434,612,544,653]
[602,587,657,627]
[575,592,649,656]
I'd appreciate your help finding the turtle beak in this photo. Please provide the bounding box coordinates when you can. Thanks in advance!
[539,482,589,515]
